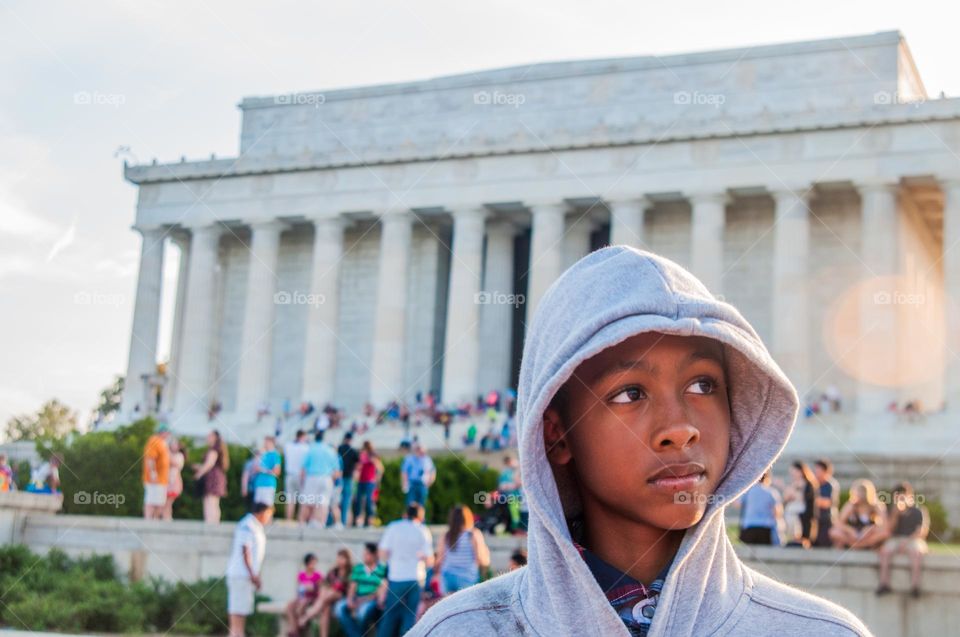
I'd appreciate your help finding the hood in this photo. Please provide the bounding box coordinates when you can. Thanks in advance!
[516,246,799,637]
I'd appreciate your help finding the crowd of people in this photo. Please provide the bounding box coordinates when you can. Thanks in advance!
[227,500,527,637]
[737,457,931,596]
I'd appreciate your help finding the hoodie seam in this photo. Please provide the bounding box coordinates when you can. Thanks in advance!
[643,255,681,320]
[741,591,863,635]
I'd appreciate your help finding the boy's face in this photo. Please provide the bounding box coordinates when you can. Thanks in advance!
[544,332,731,532]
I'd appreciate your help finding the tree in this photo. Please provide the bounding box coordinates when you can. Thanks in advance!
[95,375,124,419]
[4,399,79,442]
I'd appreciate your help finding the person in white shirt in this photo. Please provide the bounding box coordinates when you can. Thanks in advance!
[282,429,310,521]
[226,503,274,637]
[377,503,434,636]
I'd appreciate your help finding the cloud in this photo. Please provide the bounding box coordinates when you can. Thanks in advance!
[46,217,77,262]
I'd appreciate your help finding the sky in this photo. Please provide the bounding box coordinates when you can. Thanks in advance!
[1,0,958,429]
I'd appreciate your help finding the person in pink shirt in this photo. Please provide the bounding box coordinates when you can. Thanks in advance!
[285,553,322,635]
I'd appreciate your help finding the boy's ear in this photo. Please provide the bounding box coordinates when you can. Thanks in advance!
[542,407,573,465]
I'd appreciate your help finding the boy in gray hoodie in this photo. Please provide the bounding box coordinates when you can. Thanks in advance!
[411,247,871,636]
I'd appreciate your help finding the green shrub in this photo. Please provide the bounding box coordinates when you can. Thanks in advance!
[43,418,256,522]
[0,545,275,635]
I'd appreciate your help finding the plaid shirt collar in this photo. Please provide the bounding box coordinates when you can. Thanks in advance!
[574,543,671,637]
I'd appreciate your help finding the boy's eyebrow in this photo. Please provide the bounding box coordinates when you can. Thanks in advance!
[588,347,724,386]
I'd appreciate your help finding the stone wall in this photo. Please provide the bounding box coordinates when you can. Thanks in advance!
[4,495,958,637]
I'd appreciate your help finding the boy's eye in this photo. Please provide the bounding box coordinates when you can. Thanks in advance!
[687,376,719,395]
[610,386,645,403]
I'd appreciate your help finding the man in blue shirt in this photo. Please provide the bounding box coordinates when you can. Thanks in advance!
[400,443,436,509]
[299,431,341,527]
[253,436,281,507]
[738,471,783,545]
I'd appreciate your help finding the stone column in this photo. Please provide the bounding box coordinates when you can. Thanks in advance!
[174,223,223,419]
[479,220,518,393]
[235,221,286,417]
[771,187,812,394]
[689,192,728,295]
[564,211,594,268]
[302,216,346,405]
[369,211,414,406]
[121,226,167,416]
[608,197,648,247]
[164,232,191,412]
[526,202,568,319]
[857,181,901,413]
[441,207,488,403]
[941,179,960,410]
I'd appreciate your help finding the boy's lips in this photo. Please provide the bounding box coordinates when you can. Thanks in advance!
[647,462,706,490]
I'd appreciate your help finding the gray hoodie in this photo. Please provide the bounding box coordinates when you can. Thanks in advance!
[412,246,871,637]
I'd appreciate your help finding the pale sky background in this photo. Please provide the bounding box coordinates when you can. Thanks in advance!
[1,0,958,429]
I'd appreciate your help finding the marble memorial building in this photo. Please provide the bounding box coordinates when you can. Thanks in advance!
[119,31,960,438]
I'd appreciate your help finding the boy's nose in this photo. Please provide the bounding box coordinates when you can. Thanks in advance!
[651,401,700,449]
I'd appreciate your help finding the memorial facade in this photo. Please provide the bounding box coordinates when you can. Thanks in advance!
[119,31,960,437]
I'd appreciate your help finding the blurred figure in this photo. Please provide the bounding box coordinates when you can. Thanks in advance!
[378,504,434,636]
[334,542,386,637]
[142,423,171,520]
[433,505,490,595]
[829,479,886,549]
[283,430,310,521]
[253,435,281,506]
[812,458,839,547]
[877,482,929,597]
[738,471,784,545]
[401,443,436,509]
[226,503,274,637]
[285,553,322,632]
[194,430,229,524]
[508,549,527,571]
[782,461,818,547]
[163,438,186,521]
[353,441,384,528]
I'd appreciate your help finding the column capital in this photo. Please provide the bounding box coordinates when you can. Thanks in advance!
[447,205,490,221]
[183,221,224,237]
[526,201,569,216]
[856,179,900,195]
[377,209,416,225]
[605,196,652,211]
[687,191,731,206]
[248,219,289,234]
[769,186,814,212]
[307,214,349,230]
[132,224,168,240]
